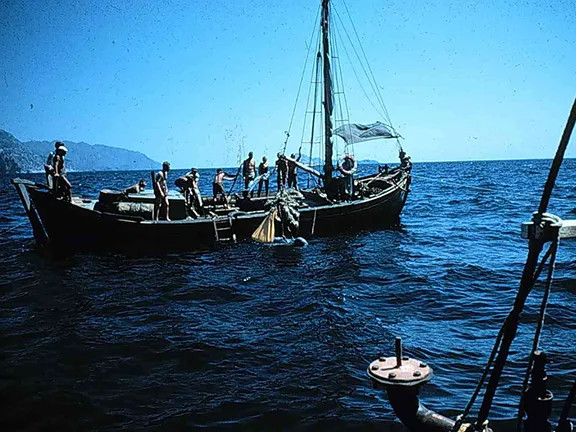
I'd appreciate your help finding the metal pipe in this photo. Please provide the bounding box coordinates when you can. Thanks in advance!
[386,386,456,432]
[396,337,403,367]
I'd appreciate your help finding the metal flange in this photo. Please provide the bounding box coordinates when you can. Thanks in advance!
[368,337,433,387]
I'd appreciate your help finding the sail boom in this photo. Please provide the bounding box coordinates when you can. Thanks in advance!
[283,156,325,179]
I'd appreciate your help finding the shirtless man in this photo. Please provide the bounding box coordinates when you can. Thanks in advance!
[123,179,146,195]
[242,151,256,196]
[213,168,236,206]
[257,156,269,197]
[188,168,204,216]
[154,161,170,221]
[287,152,301,190]
[45,141,64,188]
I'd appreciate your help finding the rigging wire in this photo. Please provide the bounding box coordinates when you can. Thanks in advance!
[283,4,322,154]
[331,13,355,158]
[307,41,322,188]
[516,237,560,431]
[451,243,557,432]
[298,27,322,158]
[330,7,386,121]
[339,0,395,128]
[0,220,28,236]
[473,98,576,429]
[557,379,576,430]
[332,3,389,123]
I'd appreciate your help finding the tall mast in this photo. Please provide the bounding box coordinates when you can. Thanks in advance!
[321,0,334,183]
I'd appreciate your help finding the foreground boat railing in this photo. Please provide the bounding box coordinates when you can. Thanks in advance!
[367,97,576,432]
[368,219,576,432]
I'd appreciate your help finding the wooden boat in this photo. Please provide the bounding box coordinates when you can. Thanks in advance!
[12,168,409,252]
[11,0,411,253]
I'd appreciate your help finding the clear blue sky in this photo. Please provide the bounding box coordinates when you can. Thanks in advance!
[1,0,575,167]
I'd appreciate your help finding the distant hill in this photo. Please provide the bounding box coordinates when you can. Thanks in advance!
[0,129,159,175]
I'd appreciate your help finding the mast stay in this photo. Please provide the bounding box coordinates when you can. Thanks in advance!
[286,0,402,187]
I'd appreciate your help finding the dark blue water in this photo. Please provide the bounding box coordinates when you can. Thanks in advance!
[1,160,575,431]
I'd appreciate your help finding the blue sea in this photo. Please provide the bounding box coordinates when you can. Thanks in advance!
[1,160,575,431]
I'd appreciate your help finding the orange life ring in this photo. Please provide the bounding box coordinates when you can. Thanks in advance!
[338,154,357,176]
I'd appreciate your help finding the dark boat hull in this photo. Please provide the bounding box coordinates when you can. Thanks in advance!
[12,171,410,253]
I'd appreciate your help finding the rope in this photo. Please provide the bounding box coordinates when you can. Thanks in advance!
[451,320,507,432]
[0,220,28,236]
[452,242,556,432]
[475,98,576,427]
[516,237,559,431]
[331,6,386,120]
[340,0,393,126]
[331,13,354,158]
[226,163,243,202]
[311,207,317,235]
[282,4,322,154]
[557,378,576,429]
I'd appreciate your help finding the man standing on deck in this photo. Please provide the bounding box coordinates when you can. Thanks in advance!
[257,156,269,197]
[45,141,64,188]
[275,152,288,192]
[52,145,71,202]
[213,168,236,207]
[188,168,204,217]
[242,151,256,196]
[154,161,171,221]
[287,152,301,190]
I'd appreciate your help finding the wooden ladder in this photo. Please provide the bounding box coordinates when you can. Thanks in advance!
[212,216,236,243]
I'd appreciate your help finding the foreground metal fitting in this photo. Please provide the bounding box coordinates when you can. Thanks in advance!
[521,213,576,242]
[368,337,462,432]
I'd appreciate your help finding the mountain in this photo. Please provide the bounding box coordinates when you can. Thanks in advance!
[0,129,159,174]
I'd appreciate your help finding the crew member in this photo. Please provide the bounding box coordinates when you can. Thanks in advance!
[287,152,301,190]
[123,179,146,195]
[242,151,256,196]
[213,168,236,206]
[257,156,269,197]
[400,151,412,169]
[189,168,204,216]
[339,154,356,200]
[52,145,71,202]
[154,161,170,221]
[45,141,64,188]
[275,152,288,191]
